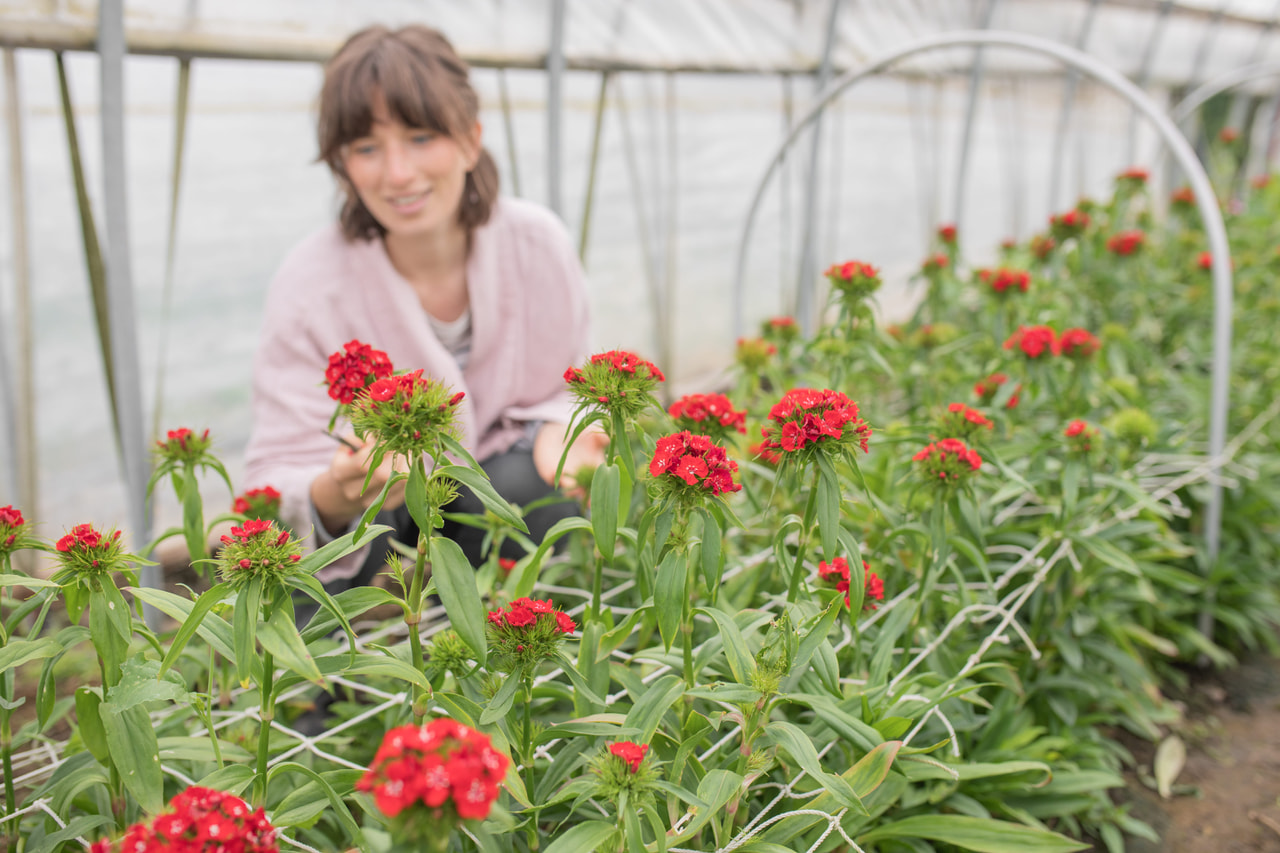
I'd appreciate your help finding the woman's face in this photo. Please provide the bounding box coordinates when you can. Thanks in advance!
[342,95,480,241]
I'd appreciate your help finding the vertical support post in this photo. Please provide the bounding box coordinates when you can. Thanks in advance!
[780,73,793,320]
[98,0,157,595]
[951,0,1001,234]
[2,50,35,522]
[1126,0,1174,166]
[659,72,677,399]
[1048,0,1101,212]
[795,0,845,336]
[498,68,521,198]
[577,70,610,263]
[546,0,566,215]
[151,57,191,439]
[615,76,663,364]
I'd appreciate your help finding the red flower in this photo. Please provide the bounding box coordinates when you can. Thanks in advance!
[497,557,517,576]
[1252,173,1271,190]
[973,373,1020,409]
[609,741,649,773]
[1004,325,1059,359]
[921,253,949,275]
[92,786,278,852]
[937,223,957,244]
[914,438,983,485]
[977,266,1030,295]
[55,523,113,555]
[232,485,282,517]
[668,393,747,439]
[1030,234,1056,260]
[941,402,994,438]
[1219,127,1239,144]
[735,337,777,371]
[357,720,509,826]
[1058,328,1101,359]
[325,339,394,404]
[1049,208,1090,239]
[554,611,577,634]
[817,557,884,610]
[748,439,782,466]
[0,506,22,529]
[1064,419,1100,453]
[1106,230,1145,256]
[757,388,872,461]
[649,431,741,497]
[1116,166,1148,184]
[1171,186,1195,208]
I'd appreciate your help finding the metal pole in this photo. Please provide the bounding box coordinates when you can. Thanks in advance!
[1126,0,1174,166]
[497,68,521,198]
[951,0,1001,233]
[614,76,663,363]
[1170,61,1280,126]
[1048,0,1101,212]
[546,0,566,215]
[98,0,157,594]
[2,50,35,521]
[795,0,846,335]
[660,72,677,396]
[780,73,794,320]
[577,70,610,263]
[731,33,1233,639]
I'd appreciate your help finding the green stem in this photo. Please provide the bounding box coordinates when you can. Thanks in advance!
[407,530,429,720]
[522,676,537,809]
[682,548,696,689]
[253,649,275,808]
[591,551,604,622]
[786,470,821,602]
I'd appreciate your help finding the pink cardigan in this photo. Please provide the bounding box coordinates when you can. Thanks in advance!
[243,198,590,566]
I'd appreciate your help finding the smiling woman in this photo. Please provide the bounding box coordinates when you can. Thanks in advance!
[242,24,608,594]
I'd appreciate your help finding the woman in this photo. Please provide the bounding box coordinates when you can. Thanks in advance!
[243,25,607,588]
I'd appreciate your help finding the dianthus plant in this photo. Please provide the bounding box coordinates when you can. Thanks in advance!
[148,426,235,572]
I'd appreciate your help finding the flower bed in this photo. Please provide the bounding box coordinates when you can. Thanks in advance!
[3,155,1280,852]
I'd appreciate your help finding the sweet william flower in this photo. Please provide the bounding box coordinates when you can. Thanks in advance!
[325,339,394,405]
[591,739,661,806]
[1030,234,1056,260]
[761,315,800,343]
[668,393,747,443]
[735,337,776,372]
[89,785,278,853]
[824,259,882,305]
[1064,419,1100,453]
[940,402,994,439]
[216,519,304,584]
[348,368,464,458]
[0,505,32,559]
[914,438,982,487]
[1106,230,1145,256]
[974,373,1021,409]
[1049,208,1090,240]
[649,431,742,501]
[564,350,665,420]
[1059,328,1101,359]
[757,388,872,462]
[486,597,575,670]
[1171,186,1196,209]
[154,427,213,465]
[817,557,884,611]
[51,523,128,577]
[978,266,1030,295]
[921,253,949,277]
[1116,166,1149,187]
[1004,325,1059,359]
[937,223,957,245]
[609,741,649,773]
[232,485,282,518]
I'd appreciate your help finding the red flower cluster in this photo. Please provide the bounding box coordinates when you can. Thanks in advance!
[1049,208,1090,239]
[609,741,650,773]
[974,373,1020,409]
[748,439,782,466]
[1058,328,1101,359]
[1030,234,1056,260]
[649,431,742,496]
[89,786,277,853]
[1116,166,1149,185]
[217,519,302,579]
[157,427,207,453]
[764,316,799,341]
[488,598,575,634]
[937,223,957,244]
[817,557,884,611]
[1064,419,1099,453]
[921,253,949,275]
[668,393,747,437]
[977,267,1030,294]
[1253,174,1271,190]
[497,557,517,577]
[913,438,983,484]
[759,388,872,456]
[565,350,665,385]
[1220,127,1240,144]
[357,719,509,822]
[941,402,994,438]
[1004,325,1060,359]
[1106,230,1145,256]
[56,523,119,554]
[0,506,24,550]
[232,486,282,517]
[325,339,394,405]
[221,519,280,547]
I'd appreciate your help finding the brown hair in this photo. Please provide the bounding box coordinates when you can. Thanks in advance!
[317,25,499,241]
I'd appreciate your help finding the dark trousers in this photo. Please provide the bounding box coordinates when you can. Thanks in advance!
[320,444,578,599]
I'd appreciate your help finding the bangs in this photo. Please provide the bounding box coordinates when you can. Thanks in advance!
[319,27,475,161]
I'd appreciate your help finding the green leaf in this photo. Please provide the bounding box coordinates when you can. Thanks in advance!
[622,674,685,744]
[591,462,620,557]
[297,522,394,578]
[272,769,363,829]
[197,763,256,794]
[182,465,206,563]
[430,536,488,667]
[534,716,639,746]
[859,815,1089,852]
[784,598,842,692]
[267,762,366,849]
[0,637,60,675]
[672,770,743,841]
[0,573,59,590]
[815,455,841,561]
[74,686,109,765]
[27,816,112,853]
[698,508,722,595]
[655,549,687,652]
[108,656,190,709]
[343,654,433,693]
[479,669,524,725]
[848,740,902,798]
[435,464,528,532]
[766,720,866,814]
[1155,735,1186,800]
[234,575,263,686]
[696,605,756,686]
[404,462,434,538]
[100,702,164,813]
[510,516,593,598]
[259,605,324,685]
[542,821,618,853]
[135,584,237,667]
[158,736,252,763]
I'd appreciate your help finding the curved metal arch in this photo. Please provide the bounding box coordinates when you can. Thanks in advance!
[731,27,1233,586]
[1171,59,1280,125]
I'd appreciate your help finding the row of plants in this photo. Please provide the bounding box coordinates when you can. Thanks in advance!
[0,153,1278,853]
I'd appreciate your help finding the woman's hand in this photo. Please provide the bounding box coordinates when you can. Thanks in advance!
[533,422,609,497]
[310,435,408,536]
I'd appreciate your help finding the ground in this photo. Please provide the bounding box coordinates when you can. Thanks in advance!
[1119,653,1280,852]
